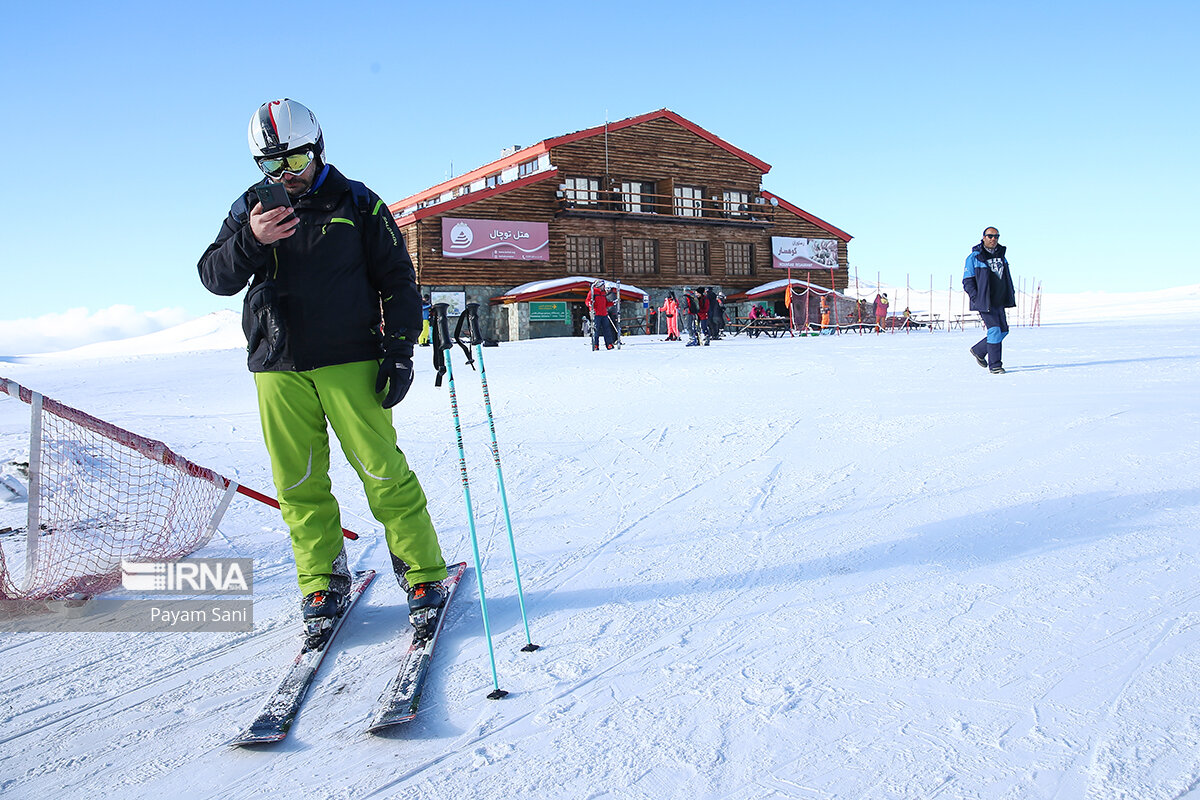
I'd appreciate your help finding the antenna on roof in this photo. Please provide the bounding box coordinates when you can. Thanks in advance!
[604,109,610,185]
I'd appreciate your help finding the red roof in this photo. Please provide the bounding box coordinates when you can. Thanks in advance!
[761,191,853,242]
[492,277,649,305]
[392,169,560,226]
[389,109,773,216]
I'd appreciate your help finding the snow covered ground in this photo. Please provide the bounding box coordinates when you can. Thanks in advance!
[1,301,1198,799]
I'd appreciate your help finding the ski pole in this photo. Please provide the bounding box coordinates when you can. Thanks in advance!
[431,304,507,700]
[458,304,539,653]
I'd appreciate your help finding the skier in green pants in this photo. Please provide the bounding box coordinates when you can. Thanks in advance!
[198,99,448,640]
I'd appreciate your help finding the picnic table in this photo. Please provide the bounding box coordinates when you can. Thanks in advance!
[728,316,794,338]
[947,314,982,331]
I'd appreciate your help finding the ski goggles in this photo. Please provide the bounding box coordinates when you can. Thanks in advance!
[256,149,315,178]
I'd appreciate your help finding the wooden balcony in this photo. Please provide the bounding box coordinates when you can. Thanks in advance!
[555,188,777,228]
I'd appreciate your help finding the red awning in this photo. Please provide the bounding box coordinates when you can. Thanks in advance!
[726,279,840,303]
[491,277,649,305]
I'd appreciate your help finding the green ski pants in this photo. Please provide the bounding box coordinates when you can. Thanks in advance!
[254,360,447,596]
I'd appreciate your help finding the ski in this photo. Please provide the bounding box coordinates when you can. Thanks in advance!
[229,569,376,746]
[366,561,468,732]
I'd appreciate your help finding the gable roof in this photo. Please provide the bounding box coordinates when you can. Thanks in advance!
[392,169,559,226]
[389,109,772,216]
[491,277,649,305]
[762,191,854,242]
[542,109,772,174]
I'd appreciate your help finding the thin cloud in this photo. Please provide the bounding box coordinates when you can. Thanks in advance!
[0,306,192,356]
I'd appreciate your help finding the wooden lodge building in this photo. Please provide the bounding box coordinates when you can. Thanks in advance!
[389,109,853,340]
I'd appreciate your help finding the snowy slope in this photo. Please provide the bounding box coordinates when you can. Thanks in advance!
[1,311,1198,800]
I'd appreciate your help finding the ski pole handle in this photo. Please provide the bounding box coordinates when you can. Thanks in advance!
[465,303,484,346]
[430,303,453,387]
[432,303,453,351]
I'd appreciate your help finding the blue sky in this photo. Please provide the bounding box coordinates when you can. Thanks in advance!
[1,0,1195,349]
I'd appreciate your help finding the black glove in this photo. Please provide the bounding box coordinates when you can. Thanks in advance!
[375,350,415,408]
[246,280,287,368]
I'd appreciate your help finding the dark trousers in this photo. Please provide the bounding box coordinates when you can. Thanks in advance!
[971,308,1009,369]
[591,314,616,348]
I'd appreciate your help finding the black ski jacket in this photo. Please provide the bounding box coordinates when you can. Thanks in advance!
[198,165,421,372]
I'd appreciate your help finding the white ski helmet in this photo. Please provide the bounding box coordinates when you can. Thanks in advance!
[248,98,325,161]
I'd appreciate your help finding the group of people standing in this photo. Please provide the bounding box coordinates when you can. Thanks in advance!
[658,287,727,346]
[589,284,728,350]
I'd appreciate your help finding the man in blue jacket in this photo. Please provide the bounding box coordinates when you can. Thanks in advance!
[963,227,1017,374]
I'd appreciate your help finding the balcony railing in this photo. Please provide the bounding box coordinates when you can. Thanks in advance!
[555,188,776,224]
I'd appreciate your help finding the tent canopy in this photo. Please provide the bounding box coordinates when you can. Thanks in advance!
[491,277,649,305]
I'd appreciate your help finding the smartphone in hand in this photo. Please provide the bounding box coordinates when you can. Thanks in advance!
[254,182,292,211]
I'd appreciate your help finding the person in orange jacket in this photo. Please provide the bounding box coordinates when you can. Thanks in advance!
[659,291,680,340]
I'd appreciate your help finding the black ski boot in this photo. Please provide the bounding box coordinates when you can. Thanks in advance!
[301,589,344,648]
[407,581,448,638]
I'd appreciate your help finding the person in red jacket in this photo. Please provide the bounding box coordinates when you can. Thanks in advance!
[874,293,890,332]
[586,280,616,350]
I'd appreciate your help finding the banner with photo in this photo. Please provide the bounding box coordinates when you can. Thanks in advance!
[442,217,550,261]
[770,236,839,270]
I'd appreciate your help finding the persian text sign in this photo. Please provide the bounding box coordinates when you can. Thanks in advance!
[529,301,570,322]
[442,217,549,261]
[770,236,839,270]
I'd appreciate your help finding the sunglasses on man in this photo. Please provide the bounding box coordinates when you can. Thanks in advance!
[256,149,315,178]
[983,233,999,240]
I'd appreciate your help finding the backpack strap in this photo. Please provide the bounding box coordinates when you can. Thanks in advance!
[348,179,372,219]
[230,190,254,225]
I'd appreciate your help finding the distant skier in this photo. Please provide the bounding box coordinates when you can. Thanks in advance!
[748,302,769,338]
[586,279,616,350]
[418,294,432,346]
[660,291,680,341]
[682,288,702,347]
[712,291,728,339]
[874,293,889,332]
[963,226,1017,374]
[197,98,449,642]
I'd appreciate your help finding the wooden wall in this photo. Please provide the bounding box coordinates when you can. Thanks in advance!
[399,116,850,294]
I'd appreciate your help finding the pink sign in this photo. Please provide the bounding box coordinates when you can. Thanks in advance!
[770,236,839,270]
[441,217,549,261]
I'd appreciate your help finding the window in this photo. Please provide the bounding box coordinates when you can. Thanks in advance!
[723,189,750,218]
[622,238,658,275]
[563,177,600,206]
[677,240,710,276]
[674,185,704,217]
[621,181,656,214]
[566,236,604,274]
[518,158,538,177]
[725,242,754,276]
[484,173,502,189]
[453,184,471,198]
